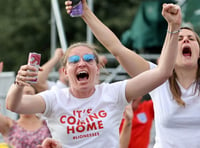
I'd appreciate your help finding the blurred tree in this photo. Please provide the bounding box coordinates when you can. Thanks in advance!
[181,0,200,34]
[62,0,142,52]
[0,0,143,72]
[121,0,176,54]
[89,0,142,51]
[0,0,51,71]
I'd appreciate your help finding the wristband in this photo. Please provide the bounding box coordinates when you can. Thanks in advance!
[167,29,180,34]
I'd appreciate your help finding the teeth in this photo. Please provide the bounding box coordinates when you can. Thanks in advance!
[78,71,87,74]
[77,71,89,80]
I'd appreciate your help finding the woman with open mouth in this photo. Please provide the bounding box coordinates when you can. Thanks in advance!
[6,3,181,148]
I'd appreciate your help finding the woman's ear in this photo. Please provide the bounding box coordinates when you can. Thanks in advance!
[59,67,65,74]
[95,65,101,84]
[63,67,68,76]
[97,64,101,75]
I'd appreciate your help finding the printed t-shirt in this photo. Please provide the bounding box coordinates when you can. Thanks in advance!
[38,80,128,148]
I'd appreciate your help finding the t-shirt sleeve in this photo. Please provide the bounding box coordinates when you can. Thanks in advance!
[148,61,157,69]
[37,90,57,117]
[106,80,129,109]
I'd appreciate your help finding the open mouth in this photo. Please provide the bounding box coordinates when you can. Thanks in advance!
[182,46,192,57]
[76,71,89,81]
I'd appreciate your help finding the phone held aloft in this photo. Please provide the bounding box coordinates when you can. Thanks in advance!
[70,0,83,17]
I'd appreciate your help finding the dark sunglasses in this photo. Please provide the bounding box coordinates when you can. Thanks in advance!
[68,54,96,64]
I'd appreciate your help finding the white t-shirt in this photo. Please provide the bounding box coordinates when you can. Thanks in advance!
[38,80,128,148]
[149,62,200,148]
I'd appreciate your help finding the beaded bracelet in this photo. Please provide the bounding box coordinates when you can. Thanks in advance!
[167,29,180,34]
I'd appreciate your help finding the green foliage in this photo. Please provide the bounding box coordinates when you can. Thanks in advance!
[0,0,142,72]
[0,0,51,71]
[90,0,142,51]
[181,0,200,34]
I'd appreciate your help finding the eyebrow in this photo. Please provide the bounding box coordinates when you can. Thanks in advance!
[179,35,195,38]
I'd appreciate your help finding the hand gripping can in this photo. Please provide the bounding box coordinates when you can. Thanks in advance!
[27,52,41,83]
[70,0,83,17]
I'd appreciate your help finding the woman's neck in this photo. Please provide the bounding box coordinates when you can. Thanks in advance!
[175,67,197,89]
[70,87,95,98]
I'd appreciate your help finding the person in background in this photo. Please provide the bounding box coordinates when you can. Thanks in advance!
[0,62,3,73]
[98,55,108,68]
[37,138,62,148]
[0,62,12,148]
[119,103,133,148]
[0,85,51,148]
[33,48,68,92]
[119,96,154,148]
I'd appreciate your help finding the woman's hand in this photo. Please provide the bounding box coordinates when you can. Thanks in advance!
[15,65,39,86]
[124,104,133,122]
[162,3,182,29]
[37,138,62,148]
[65,0,88,15]
[65,0,73,14]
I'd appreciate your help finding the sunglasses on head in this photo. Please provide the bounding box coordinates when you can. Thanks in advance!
[68,54,96,64]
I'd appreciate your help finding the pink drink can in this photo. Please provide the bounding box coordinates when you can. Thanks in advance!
[70,0,83,17]
[27,52,41,83]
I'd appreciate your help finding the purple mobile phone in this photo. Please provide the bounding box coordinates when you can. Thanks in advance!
[70,0,83,17]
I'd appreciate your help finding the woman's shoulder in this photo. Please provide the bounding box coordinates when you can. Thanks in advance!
[38,87,69,98]
[0,116,14,136]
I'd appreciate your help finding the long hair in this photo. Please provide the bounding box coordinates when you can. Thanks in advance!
[169,27,200,106]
